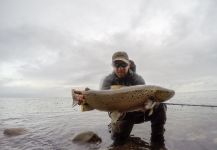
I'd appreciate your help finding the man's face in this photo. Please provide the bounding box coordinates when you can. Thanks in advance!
[113,60,130,78]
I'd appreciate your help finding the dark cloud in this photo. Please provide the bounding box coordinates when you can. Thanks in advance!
[0,0,217,97]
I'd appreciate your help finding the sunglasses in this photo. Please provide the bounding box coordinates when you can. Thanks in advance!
[113,62,128,68]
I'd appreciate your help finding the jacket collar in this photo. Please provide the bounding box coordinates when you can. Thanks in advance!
[112,69,134,80]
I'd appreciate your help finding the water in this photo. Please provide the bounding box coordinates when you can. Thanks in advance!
[0,91,217,150]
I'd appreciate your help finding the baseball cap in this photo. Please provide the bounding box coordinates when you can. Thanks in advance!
[112,51,130,64]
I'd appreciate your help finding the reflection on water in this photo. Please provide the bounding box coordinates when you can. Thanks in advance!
[0,91,217,150]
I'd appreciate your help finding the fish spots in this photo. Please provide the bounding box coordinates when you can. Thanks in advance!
[149,96,155,101]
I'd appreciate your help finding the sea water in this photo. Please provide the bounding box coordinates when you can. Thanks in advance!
[0,90,217,150]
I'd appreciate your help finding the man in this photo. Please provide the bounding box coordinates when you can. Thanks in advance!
[74,51,167,150]
[102,51,167,149]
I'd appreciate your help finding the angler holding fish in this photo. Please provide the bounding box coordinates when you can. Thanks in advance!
[73,51,175,150]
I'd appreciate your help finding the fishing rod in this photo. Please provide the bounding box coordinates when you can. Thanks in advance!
[164,103,217,108]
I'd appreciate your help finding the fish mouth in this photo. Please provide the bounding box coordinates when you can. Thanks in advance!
[155,89,175,102]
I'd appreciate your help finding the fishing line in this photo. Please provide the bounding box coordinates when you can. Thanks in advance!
[164,103,217,108]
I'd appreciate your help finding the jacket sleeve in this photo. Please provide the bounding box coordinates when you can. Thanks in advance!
[133,73,146,85]
[100,76,112,90]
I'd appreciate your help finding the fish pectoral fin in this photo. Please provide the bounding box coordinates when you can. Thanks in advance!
[144,100,159,116]
[144,100,153,110]
[81,103,94,112]
[148,109,154,116]
[110,111,126,123]
[148,102,157,116]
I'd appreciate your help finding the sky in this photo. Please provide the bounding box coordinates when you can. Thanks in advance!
[0,0,217,97]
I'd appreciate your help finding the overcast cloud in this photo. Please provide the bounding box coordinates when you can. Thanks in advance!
[0,0,217,97]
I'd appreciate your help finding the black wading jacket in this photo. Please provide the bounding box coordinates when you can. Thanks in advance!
[101,70,145,90]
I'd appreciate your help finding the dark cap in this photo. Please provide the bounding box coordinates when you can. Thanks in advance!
[112,51,130,64]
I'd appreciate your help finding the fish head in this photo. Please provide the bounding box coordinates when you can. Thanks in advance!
[155,87,175,102]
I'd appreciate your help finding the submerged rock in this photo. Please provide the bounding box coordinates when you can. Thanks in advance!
[3,128,27,136]
[72,131,102,144]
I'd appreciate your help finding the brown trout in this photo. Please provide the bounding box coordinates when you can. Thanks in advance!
[72,85,175,112]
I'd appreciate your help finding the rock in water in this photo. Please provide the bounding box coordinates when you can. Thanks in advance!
[3,128,27,136]
[72,131,102,144]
